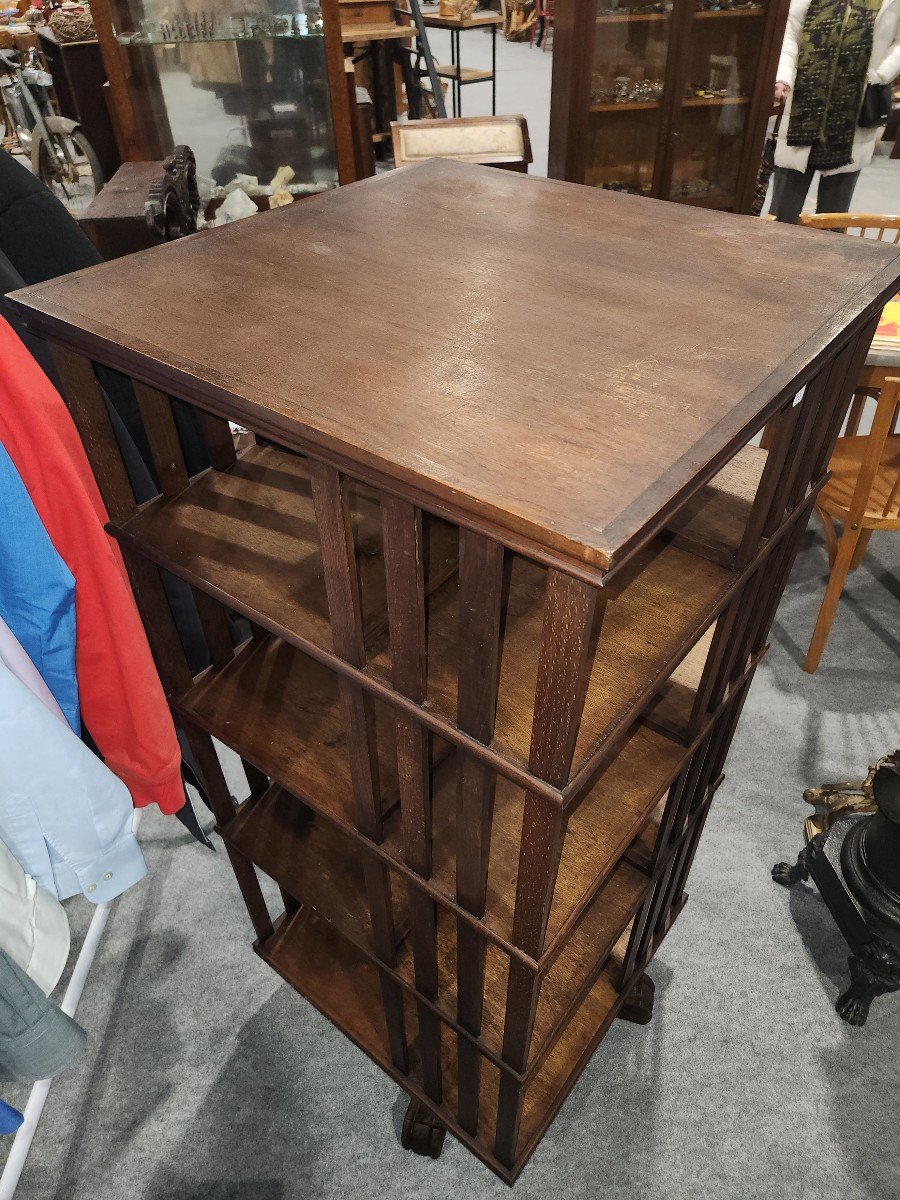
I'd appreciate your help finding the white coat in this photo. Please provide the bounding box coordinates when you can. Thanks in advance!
[775,0,900,174]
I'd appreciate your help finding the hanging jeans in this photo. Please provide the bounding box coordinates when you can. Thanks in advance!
[771,167,861,224]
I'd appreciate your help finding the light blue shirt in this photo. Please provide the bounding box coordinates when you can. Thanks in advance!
[0,659,146,904]
[0,443,79,734]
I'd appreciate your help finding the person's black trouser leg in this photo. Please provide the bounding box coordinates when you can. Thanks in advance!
[771,166,816,223]
[816,170,860,214]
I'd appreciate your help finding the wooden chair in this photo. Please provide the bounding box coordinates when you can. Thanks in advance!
[391,114,532,171]
[803,377,900,671]
[794,213,900,671]
[797,212,900,240]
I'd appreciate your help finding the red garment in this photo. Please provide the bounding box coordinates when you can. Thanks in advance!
[0,317,183,813]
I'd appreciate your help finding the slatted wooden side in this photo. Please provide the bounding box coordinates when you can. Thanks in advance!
[380,495,442,1098]
[624,320,881,967]
[49,344,277,940]
[494,570,603,1167]
[453,530,506,1134]
[310,464,410,1075]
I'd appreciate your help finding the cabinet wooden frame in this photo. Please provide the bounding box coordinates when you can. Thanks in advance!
[88,0,359,181]
[549,0,791,212]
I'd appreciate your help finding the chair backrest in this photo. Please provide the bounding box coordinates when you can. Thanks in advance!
[798,212,900,242]
[391,116,532,171]
[842,378,900,527]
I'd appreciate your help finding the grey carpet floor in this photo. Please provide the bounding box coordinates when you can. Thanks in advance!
[2,524,898,1200]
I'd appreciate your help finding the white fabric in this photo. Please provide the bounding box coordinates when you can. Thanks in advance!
[0,837,69,996]
[774,0,900,175]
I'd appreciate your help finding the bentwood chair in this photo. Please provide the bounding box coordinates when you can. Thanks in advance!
[794,213,900,671]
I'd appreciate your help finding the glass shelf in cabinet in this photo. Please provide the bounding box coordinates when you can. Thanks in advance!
[117,29,325,44]
[681,94,750,106]
[590,99,663,111]
[692,3,765,15]
[595,9,672,21]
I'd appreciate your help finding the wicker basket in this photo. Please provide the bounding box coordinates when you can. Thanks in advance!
[48,8,96,42]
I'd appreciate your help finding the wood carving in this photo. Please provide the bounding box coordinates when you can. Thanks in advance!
[145,145,200,241]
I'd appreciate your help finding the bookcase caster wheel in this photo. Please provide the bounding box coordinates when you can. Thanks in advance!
[618,972,655,1025]
[401,1099,446,1159]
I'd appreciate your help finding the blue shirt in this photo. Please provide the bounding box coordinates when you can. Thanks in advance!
[0,443,79,734]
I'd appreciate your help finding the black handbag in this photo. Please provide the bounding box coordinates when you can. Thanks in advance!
[859,82,892,128]
[750,106,783,217]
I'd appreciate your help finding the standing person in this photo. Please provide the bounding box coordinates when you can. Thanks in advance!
[770,0,900,223]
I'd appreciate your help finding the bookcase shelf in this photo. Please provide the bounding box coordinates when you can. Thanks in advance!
[15,160,897,1184]
[208,646,686,958]
[258,903,630,1177]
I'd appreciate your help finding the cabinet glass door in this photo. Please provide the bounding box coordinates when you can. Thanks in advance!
[667,0,768,206]
[586,0,676,196]
[108,0,339,195]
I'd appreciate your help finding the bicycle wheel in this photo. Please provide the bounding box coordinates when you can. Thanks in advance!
[37,128,103,213]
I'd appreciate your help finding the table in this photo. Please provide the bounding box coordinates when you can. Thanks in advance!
[10,160,900,1185]
[422,10,502,116]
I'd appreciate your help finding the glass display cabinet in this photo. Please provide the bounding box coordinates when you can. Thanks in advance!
[549,0,789,211]
[89,0,357,191]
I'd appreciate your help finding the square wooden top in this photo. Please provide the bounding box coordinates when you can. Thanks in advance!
[11,160,900,575]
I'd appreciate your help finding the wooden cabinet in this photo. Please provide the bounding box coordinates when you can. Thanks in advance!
[549,0,789,211]
[11,161,900,1184]
[37,28,122,183]
[87,0,358,184]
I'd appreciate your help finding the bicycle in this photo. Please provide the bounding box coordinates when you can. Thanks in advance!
[0,45,103,211]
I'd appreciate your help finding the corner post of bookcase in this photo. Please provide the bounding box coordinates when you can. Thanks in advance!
[380,492,443,1101]
[493,568,604,1169]
[453,528,506,1135]
[309,462,411,1077]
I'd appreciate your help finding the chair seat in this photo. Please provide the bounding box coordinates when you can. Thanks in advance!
[819,433,900,527]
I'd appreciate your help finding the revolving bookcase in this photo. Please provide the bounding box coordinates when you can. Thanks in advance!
[11,160,900,1184]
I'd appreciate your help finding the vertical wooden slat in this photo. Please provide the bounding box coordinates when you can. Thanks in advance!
[684,605,740,735]
[783,343,856,514]
[182,721,274,942]
[191,587,235,669]
[380,495,442,1102]
[309,462,409,1074]
[734,398,801,568]
[454,529,505,1134]
[132,380,190,497]
[242,759,271,800]
[110,539,276,943]
[494,569,602,1167]
[198,410,239,471]
[666,684,753,917]
[49,342,137,525]
[810,315,881,481]
[760,372,829,535]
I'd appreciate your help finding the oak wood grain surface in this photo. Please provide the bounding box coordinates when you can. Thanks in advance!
[12,160,900,571]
